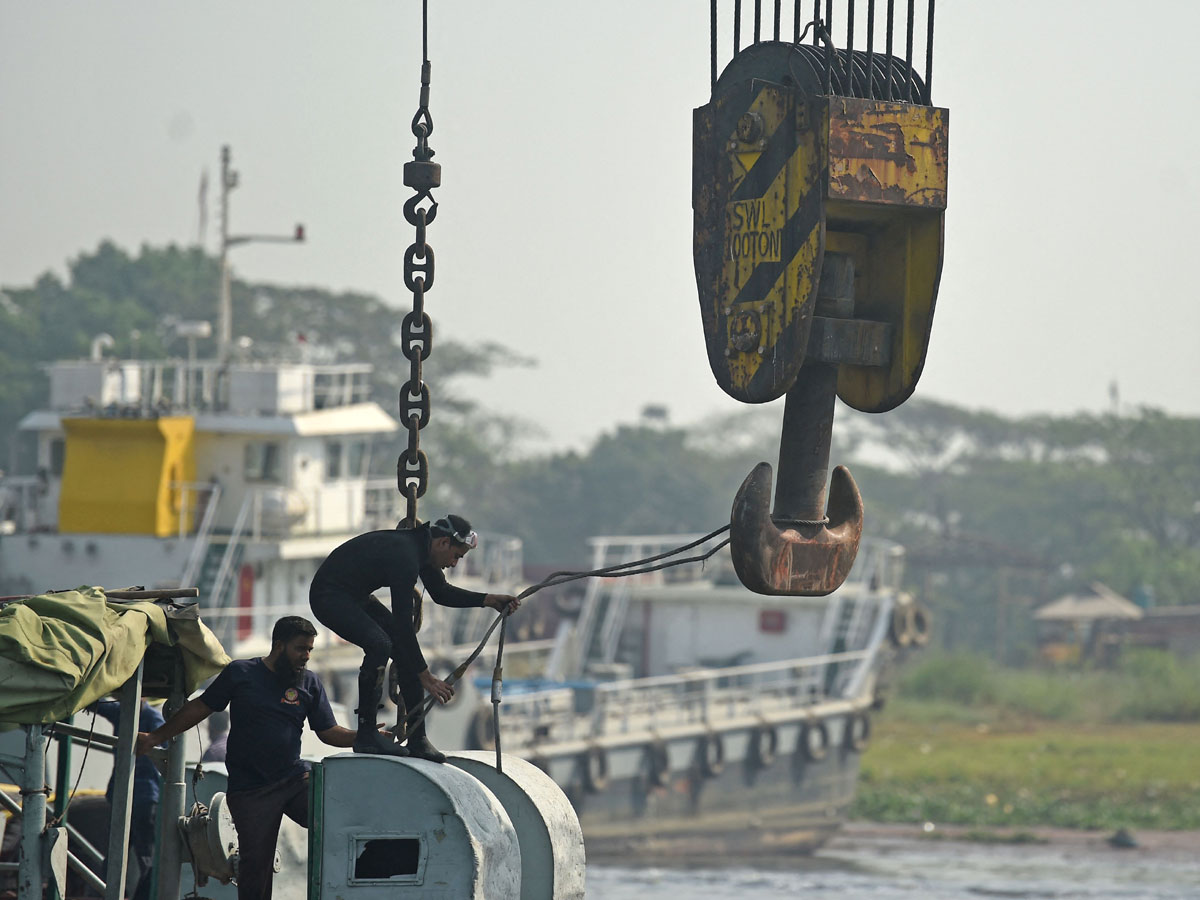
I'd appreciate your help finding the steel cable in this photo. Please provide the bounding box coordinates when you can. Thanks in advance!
[398,526,734,749]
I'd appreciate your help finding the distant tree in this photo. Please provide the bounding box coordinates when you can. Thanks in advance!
[6,240,1199,642]
[0,242,533,483]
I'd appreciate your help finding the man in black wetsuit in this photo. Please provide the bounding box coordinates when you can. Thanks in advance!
[309,514,519,762]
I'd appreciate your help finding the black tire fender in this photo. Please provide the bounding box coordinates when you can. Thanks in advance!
[845,712,871,753]
[581,744,609,793]
[646,740,671,788]
[910,604,931,647]
[467,706,495,751]
[698,732,725,778]
[798,719,829,762]
[889,603,915,647]
[749,725,778,769]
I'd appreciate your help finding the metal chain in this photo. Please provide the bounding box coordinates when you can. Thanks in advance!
[397,0,441,530]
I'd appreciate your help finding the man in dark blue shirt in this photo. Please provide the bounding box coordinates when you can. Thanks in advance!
[93,700,164,900]
[135,616,356,900]
[309,515,519,762]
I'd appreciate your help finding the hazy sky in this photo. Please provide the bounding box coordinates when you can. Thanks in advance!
[2,1,1197,452]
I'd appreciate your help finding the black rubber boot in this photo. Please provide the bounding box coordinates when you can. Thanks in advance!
[353,665,408,757]
[404,697,445,763]
[406,733,446,764]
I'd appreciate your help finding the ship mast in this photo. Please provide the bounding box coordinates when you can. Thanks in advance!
[215,145,306,363]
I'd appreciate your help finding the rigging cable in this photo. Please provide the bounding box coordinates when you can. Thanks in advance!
[47,711,98,826]
[400,525,733,746]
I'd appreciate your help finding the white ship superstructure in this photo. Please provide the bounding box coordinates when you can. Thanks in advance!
[0,354,519,655]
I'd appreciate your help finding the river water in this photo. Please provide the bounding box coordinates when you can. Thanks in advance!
[587,828,1200,899]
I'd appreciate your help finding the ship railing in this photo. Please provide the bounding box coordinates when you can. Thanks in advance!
[177,481,222,585]
[231,481,528,547]
[844,589,896,699]
[207,494,253,648]
[581,533,903,594]
[456,534,524,585]
[815,538,904,654]
[312,367,374,409]
[0,475,47,534]
[573,534,726,676]
[496,650,872,745]
[363,480,402,531]
[233,478,398,539]
[46,359,376,415]
[583,533,733,589]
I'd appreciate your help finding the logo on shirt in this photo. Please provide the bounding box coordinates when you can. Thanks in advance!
[282,687,301,706]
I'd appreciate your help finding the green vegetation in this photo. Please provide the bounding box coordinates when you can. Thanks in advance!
[893,650,1200,723]
[3,241,1200,643]
[4,242,1199,831]
[852,652,1200,830]
[853,717,1200,830]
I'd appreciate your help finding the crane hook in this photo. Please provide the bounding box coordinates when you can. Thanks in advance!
[729,255,864,595]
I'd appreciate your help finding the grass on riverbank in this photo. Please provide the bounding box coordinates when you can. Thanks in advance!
[852,714,1200,830]
[889,649,1200,723]
[850,651,1200,831]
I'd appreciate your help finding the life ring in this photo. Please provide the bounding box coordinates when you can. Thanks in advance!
[580,745,609,793]
[748,725,778,769]
[645,740,670,788]
[889,603,915,647]
[467,706,495,751]
[798,720,829,762]
[697,732,725,778]
[910,604,931,646]
[844,713,871,753]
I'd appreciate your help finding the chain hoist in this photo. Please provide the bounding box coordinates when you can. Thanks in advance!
[397,0,440,530]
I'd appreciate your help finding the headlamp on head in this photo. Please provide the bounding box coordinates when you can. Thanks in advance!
[431,516,478,549]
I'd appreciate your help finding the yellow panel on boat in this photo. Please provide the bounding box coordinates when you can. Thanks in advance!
[58,417,196,536]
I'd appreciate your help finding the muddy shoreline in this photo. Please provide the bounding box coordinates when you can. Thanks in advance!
[585,821,1200,868]
[830,820,1200,858]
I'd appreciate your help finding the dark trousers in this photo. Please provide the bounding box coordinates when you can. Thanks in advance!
[309,590,425,739]
[102,801,156,900]
[129,802,157,900]
[225,773,309,900]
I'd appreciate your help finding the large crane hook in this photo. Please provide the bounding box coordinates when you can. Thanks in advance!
[694,11,948,596]
[729,255,865,595]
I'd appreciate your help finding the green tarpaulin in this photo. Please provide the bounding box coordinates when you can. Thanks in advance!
[0,587,231,724]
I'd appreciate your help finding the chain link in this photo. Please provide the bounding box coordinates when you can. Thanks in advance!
[397,51,442,529]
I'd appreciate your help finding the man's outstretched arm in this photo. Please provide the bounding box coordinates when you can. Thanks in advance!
[316,725,358,748]
[135,698,213,756]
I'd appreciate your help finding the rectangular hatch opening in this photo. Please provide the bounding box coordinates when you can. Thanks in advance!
[351,836,424,883]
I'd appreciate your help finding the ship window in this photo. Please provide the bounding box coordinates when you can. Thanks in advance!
[325,441,343,479]
[49,439,66,476]
[314,372,333,410]
[244,442,281,483]
[347,440,366,477]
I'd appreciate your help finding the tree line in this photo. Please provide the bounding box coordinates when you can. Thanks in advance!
[3,242,1198,660]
